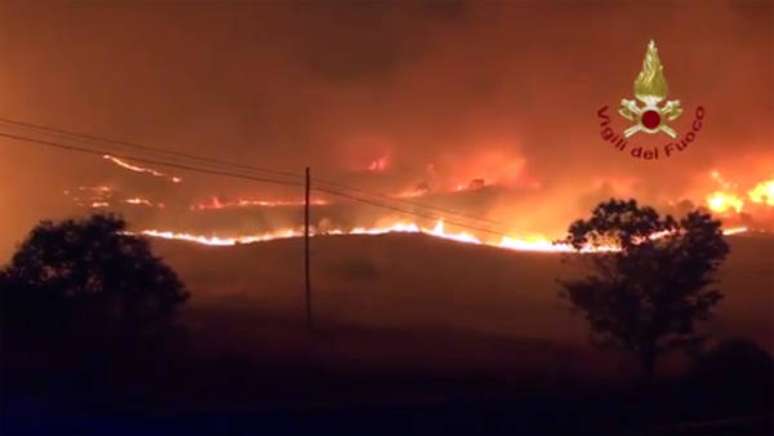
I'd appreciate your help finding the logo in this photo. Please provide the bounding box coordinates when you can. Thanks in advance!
[597,40,705,160]
[619,40,682,138]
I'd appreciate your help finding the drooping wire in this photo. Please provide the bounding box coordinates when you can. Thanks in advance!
[0,117,508,228]
[0,130,515,238]
[0,131,305,189]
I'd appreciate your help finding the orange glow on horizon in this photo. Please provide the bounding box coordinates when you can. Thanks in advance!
[134,220,748,252]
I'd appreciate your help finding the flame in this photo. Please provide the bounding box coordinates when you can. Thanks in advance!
[723,226,748,236]
[125,197,164,208]
[139,228,303,246]
[63,185,113,197]
[64,185,113,207]
[135,222,610,253]
[704,172,774,214]
[348,222,421,236]
[748,179,774,206]
[79,185,112,193]
[429,220,481,244]
[499,235,575,253]
[634,40,669,102]
[66,186,169,210]
[103,154,182,183]
[191,196,327,210]
[137,218,748,253]
[706,191,745,214]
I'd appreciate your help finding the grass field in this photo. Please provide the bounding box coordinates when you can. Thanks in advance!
[153,231,773,379]
[4,232,771,435]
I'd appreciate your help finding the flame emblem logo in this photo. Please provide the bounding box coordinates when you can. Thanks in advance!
[619,40,683,138]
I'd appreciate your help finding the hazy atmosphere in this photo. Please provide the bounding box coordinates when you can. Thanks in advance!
[1,2,772,435]
[1,1,772,258]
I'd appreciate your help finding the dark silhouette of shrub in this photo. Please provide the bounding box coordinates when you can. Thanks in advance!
[672,339,774,427]
[0,214,188,348]
[688,339,773,402]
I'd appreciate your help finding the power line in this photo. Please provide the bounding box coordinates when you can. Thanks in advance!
[1,130,515,239]
[0,131,305,189]
[0,117,507,227]
[311,178,506,226]
[315,186,510,237]
[0,116,304,182]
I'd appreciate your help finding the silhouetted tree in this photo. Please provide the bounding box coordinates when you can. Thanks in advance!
[559,199,729,378]
[0,214,188,347]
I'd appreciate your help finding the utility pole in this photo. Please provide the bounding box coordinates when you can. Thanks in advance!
[304,167,312,332]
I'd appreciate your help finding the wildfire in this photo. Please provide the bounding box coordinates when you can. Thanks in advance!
[139,221,480,247]
[498,235,593,253]
[125,197,164,208]
[498,235,566,253]
[748,179,774,206]
[706,191,744,214]
[135,222,604,252]
[64,186,114,208]
[139,228,303,246]
[103,154,182,183]
[723,226,749,236]
[78,185,112,194]
[191,196,327,211]
[429,221,480,244]
[137,219,749,253]
[704,172,774,215]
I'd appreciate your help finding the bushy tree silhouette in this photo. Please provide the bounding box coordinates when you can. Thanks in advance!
[0,214,188,347]
[559,199,729,378]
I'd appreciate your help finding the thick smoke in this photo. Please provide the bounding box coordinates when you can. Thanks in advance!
[0,1,771,258]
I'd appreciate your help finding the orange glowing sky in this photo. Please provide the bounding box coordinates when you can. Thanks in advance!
[0,1,771,258]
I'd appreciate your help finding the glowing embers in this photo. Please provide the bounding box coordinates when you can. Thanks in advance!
[64,186,114,209]
[63,186,164,210]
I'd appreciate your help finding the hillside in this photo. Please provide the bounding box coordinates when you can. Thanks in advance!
[152,231,773,377]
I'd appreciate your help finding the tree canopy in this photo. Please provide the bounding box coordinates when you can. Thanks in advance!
[1,214,188,344]
[560,199,729,376]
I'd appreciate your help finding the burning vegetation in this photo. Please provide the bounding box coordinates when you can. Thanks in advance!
[59,154,772,254]
[704,171,774,228]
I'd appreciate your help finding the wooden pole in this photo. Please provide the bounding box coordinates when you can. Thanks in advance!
[304,167,312,332]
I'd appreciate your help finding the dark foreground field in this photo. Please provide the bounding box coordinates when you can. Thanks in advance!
[2,232,772,435]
